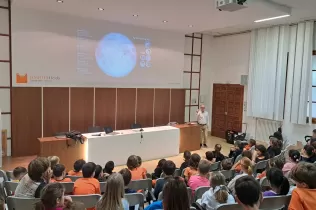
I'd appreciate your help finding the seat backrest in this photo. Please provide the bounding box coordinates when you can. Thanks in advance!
[194,186,210,201]
[234,155,242,165]
[70,194,101,208]
[60,182,74,194]
[220,170,235,181]
[4,181,19,196]
[181,169,185,178]
[87,126,103,133]
[66,175,82,182]
[6,171,14,181]
[100,182,106,193]
[210,162,220,172]
[259,195,292,210]
[125,193,145,208]
[216,203,243,210]
[158,191,163,200]
[128,179,152,191]
[259,177,270,187]
[254,160,268,171]
[174,168,181,177]
[187,187,193,204]
[0,170,8,182]
[7,196,40,210]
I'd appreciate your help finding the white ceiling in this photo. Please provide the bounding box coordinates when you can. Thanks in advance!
[12,0,316,35]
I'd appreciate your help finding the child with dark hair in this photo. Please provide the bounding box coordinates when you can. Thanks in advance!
[283,150,300,177]
[253,145,269,163]
[267,137,282,158]
[188,160,210,194]
[184,153,201,181]
[235,176,262,210]
[244,139,256,151]
[119,168,136,194]
[205,151,215,164]
[154,160,176,198]
[12,166,27,182]
[301,145,316,163]
[68,159,86,176]
[263,168,289,197]
[103,161,115,180]
[127,155,146,180]
[221,159,233,170]
[51,164,72,183]
[212,144,225,162]
[94,165,105,182]
[137,156,147,176]
[180,151,191,172]
[289,162,316,210]
[153,159,166,179]
[73,162,100,196]
[228,140,243,161]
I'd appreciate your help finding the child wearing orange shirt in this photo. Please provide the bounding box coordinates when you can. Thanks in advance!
[137,156,147,175]
[184,153,201,182]
[51,164,72,183]
[289,162,316,210]
[127,155,146,180]
[68,159,86,177]
[244,139,256,151]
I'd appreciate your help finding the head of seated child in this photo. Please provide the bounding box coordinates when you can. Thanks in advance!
[214,144,222,154]
[221,159,233,171]
[13,166,27,181]
[235,175,262,209]
[35,183,66,210]
[198,160,211,177]
[103,161,115,175]
[249,139,256,147]
[302,145,315,158]
[94,165,104,180]
[232,140,243,152]
[73,159,86,173]
[189,153,201,171]
[255,145,268,159]
[290,162,316,189]
[53,164,67,180]
[28,157,51,182]
[242,150,252,160]
[205,151,215,163]
[127,155,139,171]
[162,160,176,177]
[266,168,290,195]
[183,150,191,162]
[210,172,230,203]
[119,168,132,187]
[137,156,142,168]
[48,156,60,170]
[82,162,96,178]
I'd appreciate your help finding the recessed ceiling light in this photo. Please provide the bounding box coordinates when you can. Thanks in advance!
[162,20,168,23]
[254,14,290,23]
[188,25,193,27]
[133,14,139,17]
[56,0,63,3]
[98,8,104,11]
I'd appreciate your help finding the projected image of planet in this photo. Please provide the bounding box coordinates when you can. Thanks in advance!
[95,33,137,78]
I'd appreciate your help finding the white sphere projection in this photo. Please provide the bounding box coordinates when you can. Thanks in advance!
[95,33,137,78]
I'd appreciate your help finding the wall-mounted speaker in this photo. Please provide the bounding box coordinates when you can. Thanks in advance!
[240,75,248,86]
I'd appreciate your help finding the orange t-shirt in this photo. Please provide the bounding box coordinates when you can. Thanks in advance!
[243,144,251,151]
[257,171,266,180]
[51,177,72,183]
[184,167,198,181]
[130,168,146,180]
[73,178,101,195]
[139,167,147,175]
[68,170,83,177]
[289,188,316,210]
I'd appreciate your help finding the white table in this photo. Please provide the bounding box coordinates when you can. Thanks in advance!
[83,126,180,166]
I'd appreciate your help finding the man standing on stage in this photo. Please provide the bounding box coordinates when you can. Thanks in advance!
[196,104,209,148]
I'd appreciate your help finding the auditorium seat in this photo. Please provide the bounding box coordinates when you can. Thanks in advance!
[194,186,210,201]
[253,160,268,177]
[220,170,235,182]
[128,179,155,201]
[70,194,101,209]
[59,182,74,194]
[259,195,291,210]
[6,171,14,181]
[125,193,145,209]
[216,203,243,210]
[4,181,18,197]
[209,162,220,172]
[7,196,40,210]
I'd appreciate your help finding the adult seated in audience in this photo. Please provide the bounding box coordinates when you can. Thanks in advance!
[127,155,146,180]
[221,159,233,171]
[73,162,100,195]
[180,151,191,172]
[35,182,85,210]
[263,168,289,197]
[103,161,115,180]
[289,162,316,210]
[94,165,105,182]
[227,157,252,195]
[188,160,211,194]
[15,157,52,198]
[283,150,300,177]
[154,160,176,198]
[212,144,225,162]
[12,166,27,182]
[68,159,86,176]
[205,151,216,164]
[252,145,269,163]
[153,159,166,179]
[48,156,60,170]
[137,156,147,175]
[272,131,283,141]
[119,168,136,194]
[96,173,129,210]
[301,145,316,163]
[232,150,252,173]
[198,172,235,210]
[184,153,201,182]
[51,164,72,183]
[257,156,285,180]
[267,137,282,158]
[244,139,256,151]
[235,176,262,210]
[228,140,243,162]
[145,177,190,210]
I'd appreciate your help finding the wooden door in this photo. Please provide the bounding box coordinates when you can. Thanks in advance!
[211,84,244,139]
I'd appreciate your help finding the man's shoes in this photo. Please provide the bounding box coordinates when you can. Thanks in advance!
[203,144,207,148]
[200,144,202,148]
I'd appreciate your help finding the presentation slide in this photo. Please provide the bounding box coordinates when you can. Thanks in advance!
[12,7,184,88]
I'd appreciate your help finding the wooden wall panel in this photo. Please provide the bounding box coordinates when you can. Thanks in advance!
[154,89,170,126]
[117,88,136,130]
[12,87,41,156]
[170,89,185,124]
[70,88,94,132]
[95,88,116,130]
[43,88,69,137]
[136,89,154,128]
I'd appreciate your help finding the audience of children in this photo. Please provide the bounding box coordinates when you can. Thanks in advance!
[253,145,269,163]
[257,156,285,180]
[12,166,27,182]
[48,156,60,170]
[184,153,201,181]
[228,140,243,162]
[243,139,256,151]
[180,151,191,172]
[68,159,86,176]
[51,164,72,183]
[301,145,316,163]
[289,162,316,210]
[212,144,225,162]
[231,150,252,173]
[198,172,235,210]
[267,137,282,158]
[283,149,301,177]
[205,151,216,164]
[188,160,211,193]
[263,168,290,197]
[154,160,176,198]
[73,162,100,195]
[152,159,166,179]
[127,155,146,180]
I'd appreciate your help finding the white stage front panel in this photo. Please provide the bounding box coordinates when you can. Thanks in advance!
[83,126,179,166]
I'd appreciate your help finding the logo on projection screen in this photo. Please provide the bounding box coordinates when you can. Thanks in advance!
[95,33,137,78]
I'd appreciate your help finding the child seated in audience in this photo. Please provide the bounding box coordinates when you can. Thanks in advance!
[301,145,316,163]
[198,172,235,210]
[119,168,136,194]
[221,159,233,171]
[15,157,52,198]
[51,164,72,183]
[127,155,146,180]
[205,151,216,164]
[244,139,256,151]
[68,159,86,176]
[48,156,60,169]
[94,165,105,182]
[263,168,289,197]
[184,153,201,182]
[228,140,243,162]
[188,160,211,194]
[137,156,147,175]
[283,150,300,177]
[154,160,177,198]
[235,176,262,210]
[252,145,269,163]
[180,150,191,172]
[212,144,225,162]
[153,159,166,179]
[289,162,316,210]
[103,161,115,180]
[267,137,282,158]
[73,162,100,195]
[232,150,252,173]
[12,166,27,182]
[257,156,285,180]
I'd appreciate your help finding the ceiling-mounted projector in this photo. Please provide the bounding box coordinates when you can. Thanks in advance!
[216,0,248,12]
